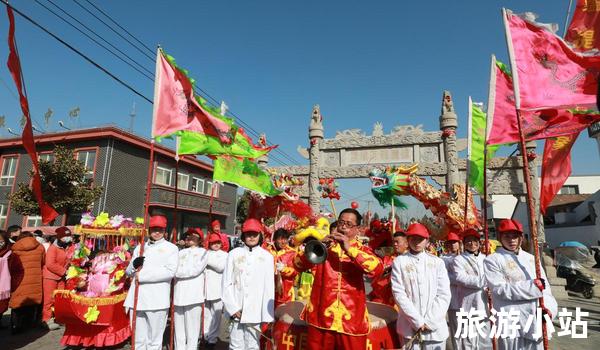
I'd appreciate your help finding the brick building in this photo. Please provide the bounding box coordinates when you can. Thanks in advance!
[0,126,238,236]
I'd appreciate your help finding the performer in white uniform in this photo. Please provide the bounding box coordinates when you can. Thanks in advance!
[125,215,179,350]
[391,223,451,350]
[222,218,274,350]
[204,233,228,348]
[174,229,208,350]
[484,219,558,350]
[452,228,492,349]
[441,230,461,350]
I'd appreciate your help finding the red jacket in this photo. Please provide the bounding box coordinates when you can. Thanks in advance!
[9,237,45,308]
[293,240,383,335]
[368,254,397,307]
[43,243,71,280]
[266,244,298,307]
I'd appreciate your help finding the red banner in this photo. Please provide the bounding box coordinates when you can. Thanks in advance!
[6,5,58,224]
[566,0,600,51]
[540,133,579,214]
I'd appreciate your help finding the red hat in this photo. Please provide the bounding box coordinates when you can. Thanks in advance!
[242,218,263,233]
[211,220,221,228]
[462,228,480,239]
[405,223,430,239]
[149,215,167,229]
[497,219,523,235]
[55,226,72,240]
[186,228,204,240]
[446,231,461,242]
[208,233,222,244]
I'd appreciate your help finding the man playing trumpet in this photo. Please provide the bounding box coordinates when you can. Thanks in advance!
[292,208,383,350]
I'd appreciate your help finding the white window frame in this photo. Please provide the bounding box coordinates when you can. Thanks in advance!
[191,177,204,193]
[39,153,54,163]
[26,215,42,227]
[0,204,7,228]
[177,173,189,190]
[155,166,173,186]
[0,156,18,187]
[205,181,219,197]
[77,150,96,180]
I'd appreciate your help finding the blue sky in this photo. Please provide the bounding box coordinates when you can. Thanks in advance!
[0,0,596,216]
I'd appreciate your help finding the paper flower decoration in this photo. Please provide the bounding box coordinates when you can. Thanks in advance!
[80,212,95,226]
[93,212,110,227]
[109,214,125,228]
[66,265,83,279]
[135,217,144,225]
[84,305,100,324]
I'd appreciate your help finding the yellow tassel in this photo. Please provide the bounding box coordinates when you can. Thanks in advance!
[53,290,127,306]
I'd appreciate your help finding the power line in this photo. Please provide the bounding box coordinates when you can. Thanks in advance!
[1,0,152,103]
[74,0,155,61]
[77,0,301,164]
[35,0,155,81]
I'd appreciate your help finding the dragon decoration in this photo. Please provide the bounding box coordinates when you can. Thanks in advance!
[369,164,479,238]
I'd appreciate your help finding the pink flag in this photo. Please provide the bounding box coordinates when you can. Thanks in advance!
[486,55,600,145]
[152,49,232,143]
[503,9,600,111]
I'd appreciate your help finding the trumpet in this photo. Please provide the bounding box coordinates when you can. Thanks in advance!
[293,217,331,265]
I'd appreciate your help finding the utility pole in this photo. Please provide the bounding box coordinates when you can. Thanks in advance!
[129,102,136,133]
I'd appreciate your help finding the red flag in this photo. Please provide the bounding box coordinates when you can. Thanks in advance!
[503,9,600,111]
[540,133,579,214]
[486,56,600,145]
[565,0,600,52]
[6,5,58,224]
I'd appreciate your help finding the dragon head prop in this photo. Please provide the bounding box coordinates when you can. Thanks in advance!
[369,165,417,209]
[270,172,304,201]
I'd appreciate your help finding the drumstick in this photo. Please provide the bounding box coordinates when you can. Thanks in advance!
[252,324,276,349]
[398,329,422,350]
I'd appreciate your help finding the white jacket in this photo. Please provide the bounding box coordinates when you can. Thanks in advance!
[205,249,228,301]
[484,247,558,340]
[222,245,274,324]
[174,246,208,306]
[124,238,179,311]
[442,254,460,310]
[452,252,489,314]
[391,251,451,342]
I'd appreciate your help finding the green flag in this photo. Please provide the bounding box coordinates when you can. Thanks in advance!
[213,157,282,196]
[468,101,498,195]
[177,129,275,158]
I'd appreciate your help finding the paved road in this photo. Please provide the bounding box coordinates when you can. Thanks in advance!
[2,294,599,349]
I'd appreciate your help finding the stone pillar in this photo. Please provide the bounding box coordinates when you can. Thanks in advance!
[439,91,459,191]
[308,105,324,214]
[523,141,546,247]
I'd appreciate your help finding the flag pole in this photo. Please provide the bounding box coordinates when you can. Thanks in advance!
[131,139,155,350]
[168,149,180,350]
[464,97,473,233]
[563,0,574,37]
[503,9,549,350]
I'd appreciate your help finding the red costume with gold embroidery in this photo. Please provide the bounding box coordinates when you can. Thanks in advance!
[292,240,383,337]
[266,244,298,307]
[368,254,397,307]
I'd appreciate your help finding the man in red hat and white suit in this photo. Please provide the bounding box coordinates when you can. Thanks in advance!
[441,230,461,349]
[484,219,557,350]
[203,233,228,348]
[391,222,451,350]
[293,208,384,350]
[222,218,274,350]
[125,215,179,350]
[452,228,491,349]
[210,220,230,251]
[174,228,208,350]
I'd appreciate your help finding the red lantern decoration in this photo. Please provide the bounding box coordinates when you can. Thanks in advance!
[351,201,359,209]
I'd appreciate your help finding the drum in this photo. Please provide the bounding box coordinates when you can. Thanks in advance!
[269,301,399,350]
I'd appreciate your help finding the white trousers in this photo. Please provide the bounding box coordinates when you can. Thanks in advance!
[455,319,492,350]
[403,340,446,350]
[229,320,260,350]
[203,299,223,344]
[498,337,542,350]
[130,309,168,350]
[447,309,459,350]
[174,304,202,350]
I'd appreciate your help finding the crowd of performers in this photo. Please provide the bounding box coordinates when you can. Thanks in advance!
[0,208,558,350]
